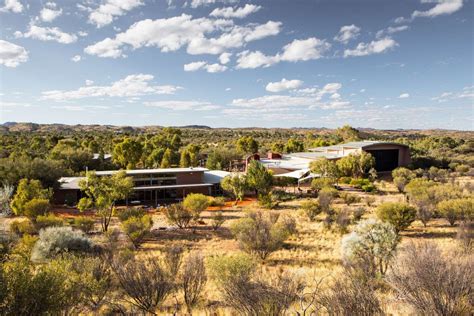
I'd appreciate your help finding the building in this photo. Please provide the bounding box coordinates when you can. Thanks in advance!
[259,141,410,175]
[54,167,230,206]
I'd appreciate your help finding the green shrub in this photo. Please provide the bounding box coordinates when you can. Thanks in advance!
[73,216,95,233]
[311,178,336,191]
[272,190,298,202]
[208,253,255,285]
[211,211,225,230]
[318,187,338,213]
[115,207,146,222]
[300,199,321,221]
[163,203,193,229]
[24,198,50,219]
[340,192,362,205]
[365,196,376,207]
[455,164,470,174]
[376,202,416,232]
[208,196,226,207]
[10,220,37,236]
[35,214,65,230]
[31,226,94,261]
[183,193,209,220]
[437,198,473,226]
[339,177,352,184]
[121,215,153,247]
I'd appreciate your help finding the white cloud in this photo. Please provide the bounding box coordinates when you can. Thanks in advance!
[236,37,330,69]
[376,25,409,38]
[412,0,463,18]
[144,100,219,110]
[398,93,410,98]
[183,61,227,73]
[334,24,360,44]
[16,25,78,44]
[40,2,62,22]
[88,0,144,28]
[0,40,28,67]
[210,4,261,19]
[344,37,397,57]
[41,74,181,101]
[78,31,88,37]
[190,0,239,8]
[266,78,303,92]
[85,14,281,58]
[219,52,232,64]
[85,80,94,86]
[0,0,23,13]
[432,86,474,102]
[71,55,81,62]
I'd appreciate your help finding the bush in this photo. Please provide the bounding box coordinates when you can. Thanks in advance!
[181,252,207,313]
[163,203,192,229]
[342,219,399,278]
[300,199,321,221]
[183,193,209,220]
[210,211,225,230]
[162,245,183,277]
[115,207,146,222]
[24,198,50,219]
[457,221,473,252]
[455,164,470,174]
[437,198,473,226]
[121,215,153,247]
[335,208,351,233]
[31,226,94,261]
[230,211,296,260]
[388,242,473,315]
[272,189,298,202]
[35,214,65,230]
[318,187,338,213]
[352,207,365,222]
[208,196,226,207]
[73,216,95,233]
[340,192,361,205]
[376,202,416,232]
[392,167,416,192]
[10,220,36,236]
[311,178,336,191]
[365,196,376,207]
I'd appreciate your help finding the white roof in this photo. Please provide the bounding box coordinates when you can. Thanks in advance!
[58,177,83,190]
[133,183,213,190]
[95,167,208,176]
[309,141,408,152]
[273,168,311,179]
[203,170,231,184]
[260,156,313,170]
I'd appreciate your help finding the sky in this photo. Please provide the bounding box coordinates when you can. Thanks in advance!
[0,0,473,129]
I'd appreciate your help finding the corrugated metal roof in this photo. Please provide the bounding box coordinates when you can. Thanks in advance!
[308,140,407,152]
[203,170,231,184]
[95,167,208,176]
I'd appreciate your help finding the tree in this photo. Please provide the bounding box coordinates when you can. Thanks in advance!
[337,152,374,178]
[10,178,51,216]
[221,174,248,204]
[310,158,339,180]
[183,193,209,220]
[0,183,14,216]
[376,202,416,232]
[336,125,360,142]
[78,171,134,232]
[392,167,415,192]
[405,178,437,227]
[246,160,273,197]
[113,138,143,169]
[160,148,173,168]
[230,211,296,260]
[341,219,399,277]
[24,198,50,219]
[388,242,473,316]
[179,149,192,167]
[181,252,207,313]
[163,203,193,229]
[236,136,259,154]
[437,198,473,226]
[285,138,304,153]
[121,215,153,248]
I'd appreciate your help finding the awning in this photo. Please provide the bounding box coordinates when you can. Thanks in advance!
[298,173,321,182]
[274,168,311,179]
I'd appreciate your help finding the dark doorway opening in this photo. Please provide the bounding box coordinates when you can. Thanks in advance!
[366,149,399,171]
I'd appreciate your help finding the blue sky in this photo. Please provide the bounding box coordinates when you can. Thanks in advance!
[0,0,473,129]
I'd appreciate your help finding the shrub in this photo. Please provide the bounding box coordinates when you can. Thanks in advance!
[392,167,416,192]
[31,226,94,261]
[162,245,184,277]
[113,257,174,314]
[272,189,298,202]
[437,198,473,226]
[376,202,416,232]
[183,193,209,220]
[455,164,470,174]
[258,192,278,209]
[311,178,336,191]
[365,196,376,207]
[341,219,399,277]
[121,215,153,247]
[73,216,95,233]
[24,198,50,219]
[181,252,207,313]
[340,192,361,205]
[388,242,473,315]
[335,208,351,233]
[208,196,226,207]
[10,179,51,216]
[210,211,225,230]
[300,199,321,221]
[318,187,338,213]
[353,207,365,222]
[35,214,65,230]
[115,207,146,222]
[230,211,296,260]
[163,203,192,229]
[10,219,36,236]
[456,221,473,252]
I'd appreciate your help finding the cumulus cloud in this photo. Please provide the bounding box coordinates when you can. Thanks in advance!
[266,78,303,92]
[0,0,23,13]
[210,4,261,18]
[85,14,281,58]
[334,24,360,44]
[184,61,227,73]
[432,86,474,102]
[412,0,463,18]
[88,0,144,28]
[144,100,220,110]
[41,74,181,101]
[71,55,81,62]
[0,40,28,67]
[40,2,62,22]
[236,37,331,69]
[15,25,78,44]
[344,37,397,57]
[190,0,239,8]
[398,93,410,98]
[376,25,409,38]
[219,52,232,64]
